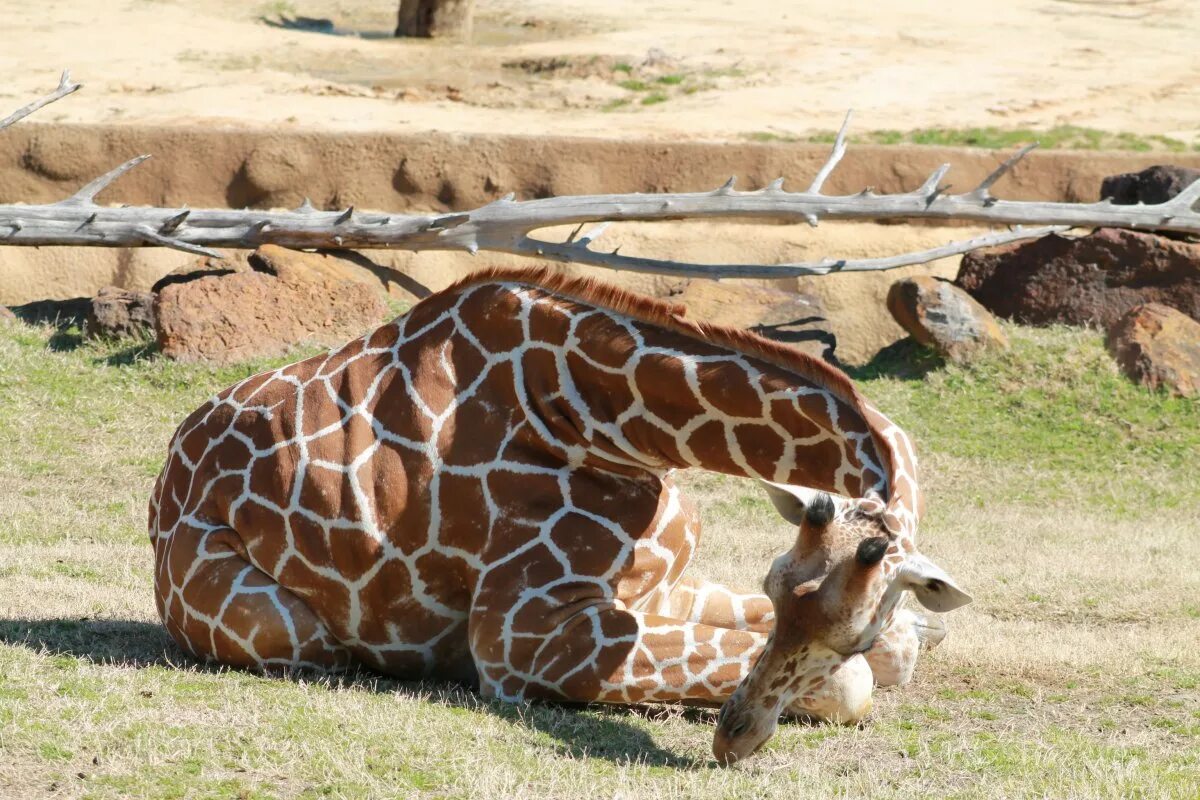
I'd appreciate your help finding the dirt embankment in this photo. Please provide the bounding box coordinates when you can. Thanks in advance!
[3,125,1199,363]
[5,123,1199,211]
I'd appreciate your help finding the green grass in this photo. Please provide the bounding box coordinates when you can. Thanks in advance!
[0,318,1197,798]
[744,125,1200,152]
[851,328,1200,515]
[617,79,651,92]
[604,64,739,110]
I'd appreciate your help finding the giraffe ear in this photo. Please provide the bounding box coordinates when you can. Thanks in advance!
[898,554,972,613]
[759,481,819,526]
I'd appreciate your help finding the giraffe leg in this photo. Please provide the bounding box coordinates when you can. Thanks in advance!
[470,594,886,725]
[154,526,353,673]
[861,607,933,687]
[469,593,766,705]
[646,574,775,634]
[645,577,875,719]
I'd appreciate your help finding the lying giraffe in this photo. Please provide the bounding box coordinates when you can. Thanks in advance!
[149,267,970,762]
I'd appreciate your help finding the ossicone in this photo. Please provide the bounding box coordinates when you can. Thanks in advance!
[856,535,889,566]
[804,492,835,528]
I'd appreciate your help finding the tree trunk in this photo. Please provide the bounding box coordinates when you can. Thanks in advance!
[395,0,474,38]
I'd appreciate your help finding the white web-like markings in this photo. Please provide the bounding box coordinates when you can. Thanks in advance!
[150,275,924,707]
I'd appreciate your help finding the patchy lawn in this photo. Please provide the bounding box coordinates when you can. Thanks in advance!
[0,319,1197,799]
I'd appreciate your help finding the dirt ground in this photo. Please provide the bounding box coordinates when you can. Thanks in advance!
[2,0,1198,142]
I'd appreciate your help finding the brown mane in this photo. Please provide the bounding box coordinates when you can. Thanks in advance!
[441,266,863,405]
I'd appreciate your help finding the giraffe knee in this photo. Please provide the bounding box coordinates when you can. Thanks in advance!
[864,608,927,687]
[787,654,875,724]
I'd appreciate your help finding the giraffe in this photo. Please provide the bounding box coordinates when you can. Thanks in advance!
[148,267,970,762]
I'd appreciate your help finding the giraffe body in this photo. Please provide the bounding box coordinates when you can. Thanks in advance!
[150,268,966,747]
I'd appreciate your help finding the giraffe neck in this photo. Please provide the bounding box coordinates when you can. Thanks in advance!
[506,279,921,538]
[860,403,922,542]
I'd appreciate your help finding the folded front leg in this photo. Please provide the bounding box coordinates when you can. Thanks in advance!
[470,597,767,705]
[639,573,776,634]
[862,607,946,687]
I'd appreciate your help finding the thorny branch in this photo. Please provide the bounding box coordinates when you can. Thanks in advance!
[1,72,1198,279]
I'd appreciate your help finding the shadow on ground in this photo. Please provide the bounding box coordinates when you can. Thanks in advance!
[6,297,162,364]
[0,616,718,768]
[847,336,945,381]
[259,14,394,39]
[9,298,91,328]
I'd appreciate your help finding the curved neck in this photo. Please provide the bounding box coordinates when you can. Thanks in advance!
[551,317,919,536]
[859,402,922,541]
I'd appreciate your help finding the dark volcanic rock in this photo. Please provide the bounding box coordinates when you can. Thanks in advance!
[85,287,156,339]
[1100,164,1200,206]
[1106,303,1200,397]
[956,228,1200,327]
[886,276,1007,361]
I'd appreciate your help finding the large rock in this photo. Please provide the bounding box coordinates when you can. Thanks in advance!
[1106,303,1200,397]
[671,280,837,362]
[84,287,156,339]
[1100,165,1200,206]
[956,228,1200,327]
[155,247,389,364]
[886,276,1007,361]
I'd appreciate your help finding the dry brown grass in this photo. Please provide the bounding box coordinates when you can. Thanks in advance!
[0,321,1197,799]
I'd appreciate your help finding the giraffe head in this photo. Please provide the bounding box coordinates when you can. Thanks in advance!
[712,484,971,764]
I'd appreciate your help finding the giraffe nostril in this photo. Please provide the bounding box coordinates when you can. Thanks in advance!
[717,701,732,727]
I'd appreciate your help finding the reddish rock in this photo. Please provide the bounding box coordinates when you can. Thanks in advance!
[886,276,1007,361]
[956,228,1200,327]
[672,280,837,362]
[85,287,156,339]
[155,247,389,364]
[1106,303,1200,397]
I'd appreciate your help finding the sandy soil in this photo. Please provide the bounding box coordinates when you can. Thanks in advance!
[2,0,1198,142]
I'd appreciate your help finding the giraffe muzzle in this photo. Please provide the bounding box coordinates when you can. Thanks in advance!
[712,701,776,764]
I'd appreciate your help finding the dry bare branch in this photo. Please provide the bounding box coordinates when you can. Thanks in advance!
[514,225,1070,278]
[2,72,1199,279]
[0,71,80,131]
